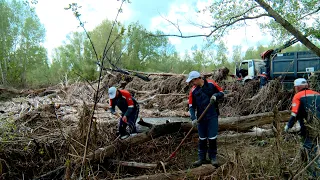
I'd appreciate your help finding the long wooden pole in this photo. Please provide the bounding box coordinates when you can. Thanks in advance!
[165,101,214,162]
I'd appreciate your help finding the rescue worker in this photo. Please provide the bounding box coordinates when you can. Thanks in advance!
[284,78,320,177]
[258,72,268,88]
[108,87,139,139]
[186,71,224,167]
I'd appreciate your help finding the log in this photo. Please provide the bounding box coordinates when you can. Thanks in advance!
[219,110,291,132]
[180,110,291,132]
[118,164,216,180]
[75,122,183,164]
[74,110,290,165]
[219,128,274,141]
[137,118,153,129]
[108,159,158,169]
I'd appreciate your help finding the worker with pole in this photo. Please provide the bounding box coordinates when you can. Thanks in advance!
[186,71,224,167]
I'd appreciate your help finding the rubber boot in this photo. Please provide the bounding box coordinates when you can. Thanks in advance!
[208,139,218,166]
[119,121,129,139]
[192,139,207,167]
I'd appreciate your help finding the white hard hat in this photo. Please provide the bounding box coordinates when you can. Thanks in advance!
[108,87,117,99]
[294,78,308,87]
[262,72,267,75]
[186,71,201,83]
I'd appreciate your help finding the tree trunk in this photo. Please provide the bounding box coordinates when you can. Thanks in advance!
[74,110,290,165]
[118,164,216,180]
[0,61,4,85]
[255,0,320,56]
[75,122,183,164]
[108,160,158,169]
[180,110,291,132]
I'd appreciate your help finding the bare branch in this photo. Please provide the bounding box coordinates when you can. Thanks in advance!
[229,5,260,22]
[298,6,320,20]
[151,14,271,38]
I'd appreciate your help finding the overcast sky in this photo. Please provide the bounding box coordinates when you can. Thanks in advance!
[34,0,273,60]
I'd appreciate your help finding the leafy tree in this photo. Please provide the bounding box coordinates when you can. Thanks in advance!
[51,31,99,82]
[0,0,47,87]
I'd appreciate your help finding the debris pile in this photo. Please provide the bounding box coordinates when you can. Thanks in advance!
[0,71,306,179]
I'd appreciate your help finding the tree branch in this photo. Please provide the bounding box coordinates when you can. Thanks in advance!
[150,14,271,38]
[298,6,320,21]
[254,0,320,57]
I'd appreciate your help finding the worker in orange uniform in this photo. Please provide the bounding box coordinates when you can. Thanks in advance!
[284,78,320,178]
[108,87,139,139]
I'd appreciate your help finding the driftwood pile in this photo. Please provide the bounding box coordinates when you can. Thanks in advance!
[0,70,305,179]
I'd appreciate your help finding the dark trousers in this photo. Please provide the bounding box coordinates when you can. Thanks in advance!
[301,137,320,178]
[197,116,218,160]
[118,108,139,136]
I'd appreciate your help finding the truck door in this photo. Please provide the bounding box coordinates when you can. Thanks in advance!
[239,61,249,78]
[248,60,255,78]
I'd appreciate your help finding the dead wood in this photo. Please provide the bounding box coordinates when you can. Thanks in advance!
[219,128,274,141]
[137,118,153,129]
[179,110,291,132]
[16,104,56,124]
[33,166,65,180]
[75,122,183,164]
[218,110,291,132]
[118,164,216,180]
[137,94,186,104]
[0,87,23,95]
[125,70,186,77]
[108,159,158,169]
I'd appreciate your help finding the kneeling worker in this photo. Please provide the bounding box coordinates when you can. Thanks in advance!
[108,87,139,139]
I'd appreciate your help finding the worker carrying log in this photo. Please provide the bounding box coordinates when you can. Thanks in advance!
[108,87,140,139]
[186,71,224,167]
[284,78,320,178]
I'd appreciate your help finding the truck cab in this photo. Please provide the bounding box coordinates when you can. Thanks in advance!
[235,59,266,82]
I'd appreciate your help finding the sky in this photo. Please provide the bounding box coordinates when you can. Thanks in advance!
[34,0,273,61]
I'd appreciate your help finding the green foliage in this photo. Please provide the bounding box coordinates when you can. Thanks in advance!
[0,117,17,141]
[51,31,99,82]
[260,0,320,41]
[0,0,48,88]
[200,0,320,44]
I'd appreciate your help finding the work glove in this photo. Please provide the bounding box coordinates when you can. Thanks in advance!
[192,119,198,127]
[210,95,216,103]
[122,116,128,123]
[284,125,289,132]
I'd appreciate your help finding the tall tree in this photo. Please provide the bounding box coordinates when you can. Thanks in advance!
[0,0,47,87]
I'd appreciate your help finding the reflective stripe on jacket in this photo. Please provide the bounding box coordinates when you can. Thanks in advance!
[110,90,138,116]
[188,78,224,119]
[288,89,320,137]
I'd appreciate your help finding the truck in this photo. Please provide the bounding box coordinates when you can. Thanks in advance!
[235,38,320,89]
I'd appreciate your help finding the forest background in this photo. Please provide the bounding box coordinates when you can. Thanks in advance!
[0,0,319,88]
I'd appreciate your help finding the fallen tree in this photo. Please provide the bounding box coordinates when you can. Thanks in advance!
[118,164,216,180]
[180,110,291,132]
[76,122,183,164]
[77,110,290,165]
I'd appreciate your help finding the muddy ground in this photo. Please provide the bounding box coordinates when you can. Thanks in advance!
[0,72,311,179]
